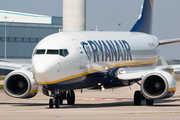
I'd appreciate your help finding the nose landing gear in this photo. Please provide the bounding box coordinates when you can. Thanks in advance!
[48,89,75,108]
[49,97,60,108]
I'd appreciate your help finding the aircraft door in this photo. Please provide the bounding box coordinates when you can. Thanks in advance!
[80,51,85,69]
[72,39,85,69]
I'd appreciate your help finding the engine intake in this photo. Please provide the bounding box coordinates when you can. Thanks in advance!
[4,69,38,98]
[141,71,175,100]
[143,75,166,97]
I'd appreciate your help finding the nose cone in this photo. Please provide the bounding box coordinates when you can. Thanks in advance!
[32,55,60,84]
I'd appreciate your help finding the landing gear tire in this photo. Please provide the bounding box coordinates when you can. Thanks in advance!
[49,97,61,108]
[55,97,60,108]
[49,98,54,108]
[60,96,63,105]
[134,91,142,105]
[67,90,75,105]
[146,99,154,106]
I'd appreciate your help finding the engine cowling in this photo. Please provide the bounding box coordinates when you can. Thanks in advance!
[141,70,176,100]
[4,69,38,98]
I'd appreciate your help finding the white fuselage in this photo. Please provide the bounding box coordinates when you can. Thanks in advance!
[32,31,159,89]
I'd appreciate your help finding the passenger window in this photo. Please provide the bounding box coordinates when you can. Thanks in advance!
[47,50,59,55]
[35,49,45,54]
[59,49,69,57]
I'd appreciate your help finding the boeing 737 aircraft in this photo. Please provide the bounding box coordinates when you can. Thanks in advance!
[2,0,180,108]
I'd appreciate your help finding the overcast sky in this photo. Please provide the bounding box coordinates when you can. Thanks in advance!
[0,0,180,60]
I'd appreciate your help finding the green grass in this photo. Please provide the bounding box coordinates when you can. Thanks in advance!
[0,84,3,89]
[0,76,4,89]
[0,76,5,80]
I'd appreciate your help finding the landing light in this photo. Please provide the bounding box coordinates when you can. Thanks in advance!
[119,70,126,74]
[105,66,108,70]
[101,86,105,91]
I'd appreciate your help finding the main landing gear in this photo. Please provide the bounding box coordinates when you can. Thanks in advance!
[49,90,75,108]
[134,90,154,106]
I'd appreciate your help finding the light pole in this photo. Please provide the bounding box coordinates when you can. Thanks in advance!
[3,16,8,59]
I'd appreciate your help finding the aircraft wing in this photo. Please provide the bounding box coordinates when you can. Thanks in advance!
[159,38,180,46]
[171,65,180,73]
[0,59,31,70]
[116,65,179,81]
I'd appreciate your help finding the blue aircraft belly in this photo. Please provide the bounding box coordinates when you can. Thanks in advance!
[42,59,158,90]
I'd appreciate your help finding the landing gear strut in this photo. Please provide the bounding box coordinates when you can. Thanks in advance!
[48,89,75,108]
[134,90,154,106]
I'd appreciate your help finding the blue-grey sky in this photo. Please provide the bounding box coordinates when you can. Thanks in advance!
[0,0,180,60]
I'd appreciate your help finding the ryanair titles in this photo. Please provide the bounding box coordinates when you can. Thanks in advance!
[81,40,132,62]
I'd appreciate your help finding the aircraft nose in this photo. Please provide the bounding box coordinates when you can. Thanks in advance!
[32,55,60,83]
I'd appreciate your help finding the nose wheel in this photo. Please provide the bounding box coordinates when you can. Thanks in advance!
[48,90,75,108]
[49,97,60,108]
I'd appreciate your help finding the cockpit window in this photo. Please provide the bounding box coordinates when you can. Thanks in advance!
[35,49,45,54]
[35,49,69,57]
[47,50,59,55]
[59,49,69,57]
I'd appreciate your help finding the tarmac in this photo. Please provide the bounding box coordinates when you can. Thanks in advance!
[0,82,180,120]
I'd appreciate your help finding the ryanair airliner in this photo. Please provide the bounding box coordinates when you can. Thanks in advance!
[2,0,180,108]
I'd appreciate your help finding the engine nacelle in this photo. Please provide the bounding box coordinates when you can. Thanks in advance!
[141,70,176,100]
[4,69,38,98]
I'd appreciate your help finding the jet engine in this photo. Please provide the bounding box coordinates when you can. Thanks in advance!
[141,70,176,100]
[4,69,38,98]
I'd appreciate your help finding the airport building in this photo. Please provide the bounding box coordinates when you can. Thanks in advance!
[0,10,62,59]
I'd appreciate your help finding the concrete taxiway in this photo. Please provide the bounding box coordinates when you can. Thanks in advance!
[0,82,180,120]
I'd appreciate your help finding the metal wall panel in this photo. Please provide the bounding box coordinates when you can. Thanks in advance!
[0,21,62,58]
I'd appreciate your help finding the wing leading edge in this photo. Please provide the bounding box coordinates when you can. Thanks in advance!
[159,38,180,46]
[0,59,31,70]
[116,66,175,81]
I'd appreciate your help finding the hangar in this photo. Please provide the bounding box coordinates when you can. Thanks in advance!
[0,10,62,59]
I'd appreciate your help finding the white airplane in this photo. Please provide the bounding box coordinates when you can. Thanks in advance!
[2,0,180,108]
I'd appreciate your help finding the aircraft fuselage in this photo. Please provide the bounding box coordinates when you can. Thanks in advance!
[32,31,159,90]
